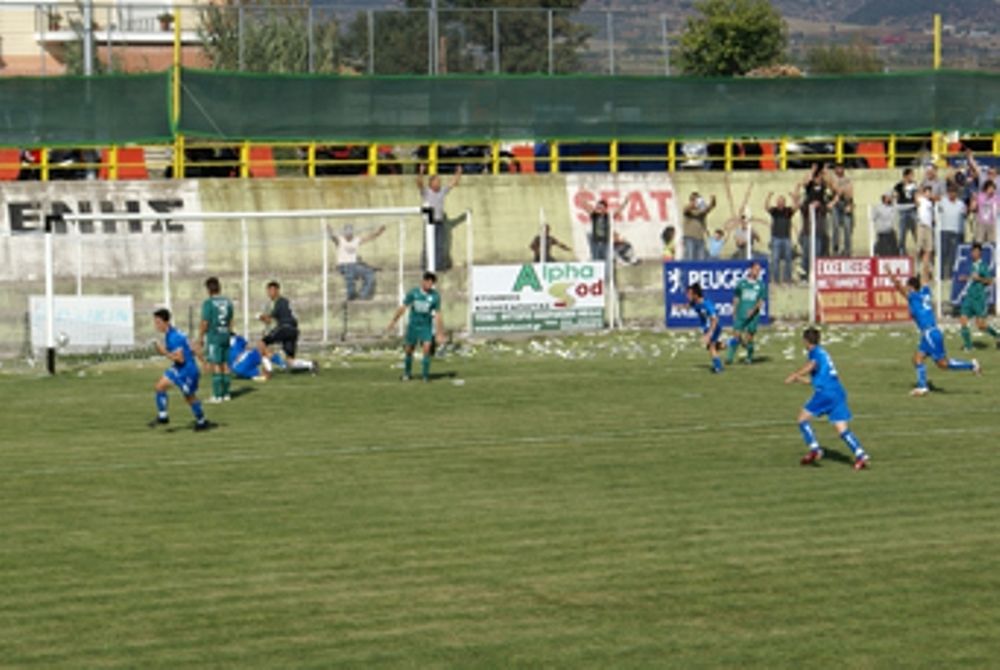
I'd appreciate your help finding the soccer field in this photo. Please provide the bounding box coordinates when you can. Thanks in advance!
[3,327,999,668]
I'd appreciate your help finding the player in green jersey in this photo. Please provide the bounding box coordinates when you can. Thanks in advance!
[386,271,445,382]
[198,276,235,403]
[958,243,1000,350]
[726,260,767,364]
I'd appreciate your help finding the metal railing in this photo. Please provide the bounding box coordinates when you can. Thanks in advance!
[9,134,1000,182]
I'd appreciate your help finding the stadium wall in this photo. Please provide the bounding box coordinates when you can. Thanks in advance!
[0,169,902,355]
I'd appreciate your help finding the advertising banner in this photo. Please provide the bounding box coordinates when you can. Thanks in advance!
[0,181,205,281]
[949,244,996,310]
[566,173,680,262]
[472,262,605,333]
[815,256,913,323]
[29,295,134,351]
[663,260,771,328]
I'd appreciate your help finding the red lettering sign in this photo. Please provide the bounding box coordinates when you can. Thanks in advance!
[816,256,914,323]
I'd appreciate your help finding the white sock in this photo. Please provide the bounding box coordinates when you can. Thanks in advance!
[291,359,313,370]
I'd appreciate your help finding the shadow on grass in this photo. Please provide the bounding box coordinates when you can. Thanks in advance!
[228,387,257,399]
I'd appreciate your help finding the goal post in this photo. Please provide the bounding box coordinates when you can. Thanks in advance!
[38,205,426,374]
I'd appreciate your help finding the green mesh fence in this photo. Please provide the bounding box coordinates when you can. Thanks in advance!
[2,70,999,147]
[0,73,171,147]
[179,69,1000,142]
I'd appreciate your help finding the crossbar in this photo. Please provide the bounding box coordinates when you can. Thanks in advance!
[62,207,423,224]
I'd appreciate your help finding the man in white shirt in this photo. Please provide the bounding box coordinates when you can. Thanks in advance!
[328,223,386,300]
[872,192,898,257]
[916,185,935,282]
[936,187,967,279]
[417,163,462,271]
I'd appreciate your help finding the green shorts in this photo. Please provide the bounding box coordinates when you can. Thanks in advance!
[734,314,760,334]
[405,325,434,347]
[205,336,230,365]
[961,295,988,319]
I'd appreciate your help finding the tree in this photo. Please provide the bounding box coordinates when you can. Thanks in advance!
[199,0,343,74]
[341,0,591,75]
[677,0,787,77]
[806,43,884,75]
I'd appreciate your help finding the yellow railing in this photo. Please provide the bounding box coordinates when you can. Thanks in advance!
[10,133,999,181]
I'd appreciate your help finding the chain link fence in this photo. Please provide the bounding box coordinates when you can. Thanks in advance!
[1,2,993,77]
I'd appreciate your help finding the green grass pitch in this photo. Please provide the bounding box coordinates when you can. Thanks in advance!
[2,327,999,668]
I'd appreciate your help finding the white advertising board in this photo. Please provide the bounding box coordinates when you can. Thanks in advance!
[472,262,605,333]
[30,295,135,351]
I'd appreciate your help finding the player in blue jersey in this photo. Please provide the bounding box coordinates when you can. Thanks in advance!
[228,334,287,380]
[687,283,723,373]
[785,327,869,470]
[150,308,211,431]
[893,275,980,396]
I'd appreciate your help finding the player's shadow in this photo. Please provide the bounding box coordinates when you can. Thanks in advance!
[803,450,853,467]
[428,371,458,381]
[229,387,257,399]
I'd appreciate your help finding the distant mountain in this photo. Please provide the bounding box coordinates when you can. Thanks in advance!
[585,0,1000,27]
[844,0,1000,27]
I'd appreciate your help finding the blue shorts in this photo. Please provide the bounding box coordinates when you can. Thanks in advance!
[165,366,200,397]
[703,323,722,345]
[232,349,262,379]
[804,389,852,423]
[918,327,946,362]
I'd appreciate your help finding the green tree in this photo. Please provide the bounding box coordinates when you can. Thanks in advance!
[678,0,786,76]
[199,0,342,73]
[806,43,884,74]
[342,0,591,75]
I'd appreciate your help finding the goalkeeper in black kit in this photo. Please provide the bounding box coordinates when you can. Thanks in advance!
[256,280,317,379]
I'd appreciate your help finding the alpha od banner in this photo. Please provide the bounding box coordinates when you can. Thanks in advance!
[472,262,606,333]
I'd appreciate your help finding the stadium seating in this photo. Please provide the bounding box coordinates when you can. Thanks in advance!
[249,145,277,178]
[0,148,20,180]
[99,147,150,180]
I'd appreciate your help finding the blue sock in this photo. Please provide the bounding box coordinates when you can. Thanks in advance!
[915,362,928,388]
[840,430,866,459]
[712,357,722,372]
[404,354,413,377]
[155,391,168,418]
[947,358,975,371]
[191,400,205,422]
[798,421,819,449]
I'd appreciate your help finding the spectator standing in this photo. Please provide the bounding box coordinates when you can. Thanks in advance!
[801,165,831,258]
[682,192,716,260]
[765,191,797,284]
[872,192,899,257]
[416,164,461,271]
[661,226,677,261]
[920,165,947,202]
[829,163,854,257]
[707,228,728,259]
[731,217,764,260]
[915,185,935,283]
[937,188,967,279]
[893,168,918,255]
[972,180,998,244]
[582,196,630,263]
[530,224,572,263]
